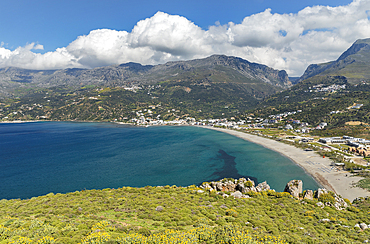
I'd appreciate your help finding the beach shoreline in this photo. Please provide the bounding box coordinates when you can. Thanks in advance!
[0,120,42,123]
[200,126,369,201]
[3,120,369,201]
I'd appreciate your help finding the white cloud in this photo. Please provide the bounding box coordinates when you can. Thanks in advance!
[129,12,208,57]
[1,0,370,76]
[227,9,303,49]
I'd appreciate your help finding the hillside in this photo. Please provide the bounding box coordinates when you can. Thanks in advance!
[0,179,369,243]
[254,75,370,137]
[0,55,293,122]
[0,81,262,121]
[299,38,370,84]
[253,38,370,136]
[258,76,369,121]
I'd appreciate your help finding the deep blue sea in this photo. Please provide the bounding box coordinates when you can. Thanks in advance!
[0,122,319,199]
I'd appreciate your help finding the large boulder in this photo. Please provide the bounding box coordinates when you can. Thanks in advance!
[360,223,368,230]
[333,194,348,210]
[256,181,271,192]
[303,190,314,200]
[284,180,303,198]
[315,188,328,199]
[236,183,246,193]
[155,206,164,212]
[223,182,236,192]
[230,191,243,198]
[209,180,237,192]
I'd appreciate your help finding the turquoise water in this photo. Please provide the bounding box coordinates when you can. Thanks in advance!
[0,122,319,199]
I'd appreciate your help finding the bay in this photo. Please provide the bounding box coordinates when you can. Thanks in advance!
[0,122,319,199]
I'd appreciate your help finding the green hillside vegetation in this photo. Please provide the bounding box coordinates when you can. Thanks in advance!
[2,74,369,139]
[1,183,370,243]
[0,80,262,122]
[0,55,289,123]
[255,75,370,137]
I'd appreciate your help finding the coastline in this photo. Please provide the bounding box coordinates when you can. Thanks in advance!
[200,126,369,202]
[0,120,42,123]
[3,120,369,201]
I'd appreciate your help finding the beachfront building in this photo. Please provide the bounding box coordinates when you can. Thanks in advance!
[319,137,346,144]
[347,138,370,149]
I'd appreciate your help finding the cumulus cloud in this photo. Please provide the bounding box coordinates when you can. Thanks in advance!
[227,9,303,49]
[1,0,370,76]
[129,12,208,57]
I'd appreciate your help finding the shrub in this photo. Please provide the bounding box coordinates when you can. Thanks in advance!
[244,181,254,187]
[276,192,292,198]
[80,232,111,244]
[225,209,238,217]
[347,206,360,213]
[137,227,151,237]
[245,191,259,197]
[225,216,236,222]
[215,218,227,225]
[318,193,335,204]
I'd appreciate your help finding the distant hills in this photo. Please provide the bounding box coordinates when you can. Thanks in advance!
[299,38,370,84]
[0,55,293,121]
[0,55,290,99]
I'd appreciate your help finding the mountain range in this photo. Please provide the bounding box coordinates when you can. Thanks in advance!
[2,38,370,98]
[1,38,370,129]
[0,55,290,99]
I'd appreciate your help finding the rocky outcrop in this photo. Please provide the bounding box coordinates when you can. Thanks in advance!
[303,190,314,200]
[230,191,243,198]
[200,178,271,198]
[155,206,164,212]
[333,195,349,210]
[256,181,271,192]
[200,178,350,211]
[311,188,348,210]
[355,223,370,230]
[315,188,328,199]
[284,180,303,198]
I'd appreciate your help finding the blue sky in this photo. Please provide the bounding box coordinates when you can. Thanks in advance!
[0,0,369,76]
[1,0,353,52]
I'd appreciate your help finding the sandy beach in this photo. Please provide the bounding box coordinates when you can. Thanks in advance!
[202,126,370,202]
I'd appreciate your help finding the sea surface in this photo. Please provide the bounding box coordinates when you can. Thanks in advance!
[0,122,319,199]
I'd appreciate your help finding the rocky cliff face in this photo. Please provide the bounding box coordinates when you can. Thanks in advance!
[184,55,291,87]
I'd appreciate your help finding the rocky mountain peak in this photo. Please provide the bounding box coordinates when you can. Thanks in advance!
[337,38,370,61]
[299,38,370,83]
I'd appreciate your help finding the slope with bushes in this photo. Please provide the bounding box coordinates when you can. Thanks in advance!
[1,183,370,243]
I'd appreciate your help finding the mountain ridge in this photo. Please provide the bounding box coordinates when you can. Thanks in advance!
[0,55,290,99]
[299,38,370,83]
